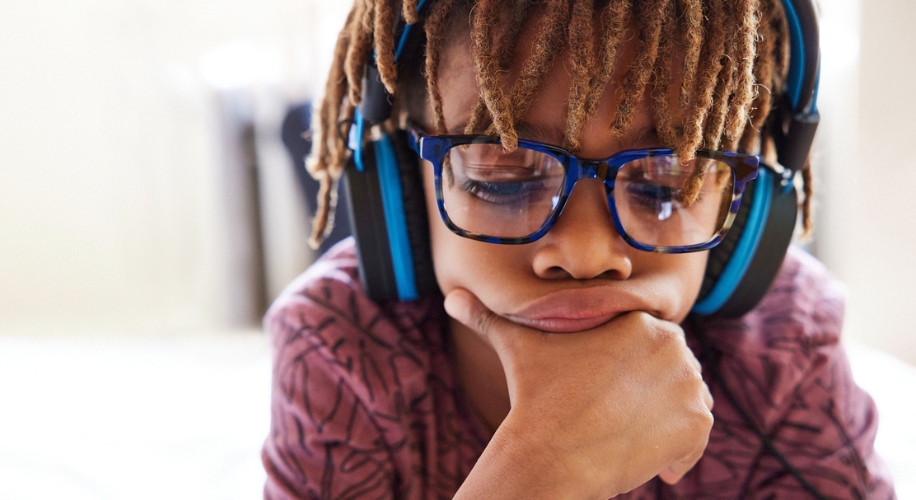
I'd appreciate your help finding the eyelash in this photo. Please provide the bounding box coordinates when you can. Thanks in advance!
[625,183,705,210]
[461,179,547,204]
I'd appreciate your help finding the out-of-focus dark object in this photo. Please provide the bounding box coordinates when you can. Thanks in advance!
[281,103,352,255]
[216,91,269,326]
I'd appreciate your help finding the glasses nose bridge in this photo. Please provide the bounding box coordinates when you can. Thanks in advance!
[570,159,613,187]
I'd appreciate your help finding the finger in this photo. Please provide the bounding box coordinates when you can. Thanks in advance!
[657,404,712,485]
[657,445,705,485]
[658,462,690,485]
[703,383,714,411]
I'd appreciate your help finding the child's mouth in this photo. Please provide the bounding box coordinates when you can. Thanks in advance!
[506,314,621,333]
[505,287,647,333]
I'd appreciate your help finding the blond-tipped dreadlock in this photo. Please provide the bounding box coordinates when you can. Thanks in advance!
[473,0,570,143]
[564,0,598,152]
[678,0,704,109]
[650,0,678,148]
[611,0,667,136]
[306,0,813,247]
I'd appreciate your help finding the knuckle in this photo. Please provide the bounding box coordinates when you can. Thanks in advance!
[655,326,680,347]
[681,377,714,431]
[651,326,688,362]
[616,309,652,330]
[701,408,714,429]
[688,402,714,441]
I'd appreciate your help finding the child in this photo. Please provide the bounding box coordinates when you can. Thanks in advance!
[263,0,896,498]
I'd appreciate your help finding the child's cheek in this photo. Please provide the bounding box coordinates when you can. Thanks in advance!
[639,251,709,323]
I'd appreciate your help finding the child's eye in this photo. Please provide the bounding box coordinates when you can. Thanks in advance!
[623,182,704,221]
[627,182,678,204]
[461,178,551,205]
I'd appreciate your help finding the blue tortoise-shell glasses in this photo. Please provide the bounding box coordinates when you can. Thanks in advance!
[408,129,760,254]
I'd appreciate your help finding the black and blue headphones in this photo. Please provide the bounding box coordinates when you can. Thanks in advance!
[342,0,820,318]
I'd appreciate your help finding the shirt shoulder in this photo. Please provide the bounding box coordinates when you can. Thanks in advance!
[756,245,846,344]
[262,239,476,499]
[265,238,446,404]
[699,246,846,360]
[689,246,850,436]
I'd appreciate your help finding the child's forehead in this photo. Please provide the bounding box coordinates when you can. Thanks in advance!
[433,14,686,151]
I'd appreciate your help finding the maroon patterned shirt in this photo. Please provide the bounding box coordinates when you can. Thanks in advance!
[262,239,895,499]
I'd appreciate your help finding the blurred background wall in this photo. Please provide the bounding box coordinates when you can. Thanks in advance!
[0,0,914,364]
[0,1,350,336]
[814,0,916,364]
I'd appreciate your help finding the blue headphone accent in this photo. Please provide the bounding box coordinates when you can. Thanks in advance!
[374,134,419,300]
[396,0,431,58]
[692,168,773,315]
[351,113,368,172]
[784,0,806,110]
[811,64,821,114]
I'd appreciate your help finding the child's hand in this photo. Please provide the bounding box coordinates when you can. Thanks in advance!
[445,288,714,500]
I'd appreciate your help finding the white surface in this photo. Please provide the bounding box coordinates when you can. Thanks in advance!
[0,332,912,499]
[0,332,271,500]
[846,338,916,498]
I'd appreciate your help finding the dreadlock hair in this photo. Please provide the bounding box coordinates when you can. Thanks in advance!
[306,0,813,247]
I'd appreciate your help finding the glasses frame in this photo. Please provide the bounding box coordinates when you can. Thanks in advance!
[409,129,760,254]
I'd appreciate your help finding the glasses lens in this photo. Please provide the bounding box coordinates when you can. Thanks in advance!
[614,154,734,248]
[440,143,566,238]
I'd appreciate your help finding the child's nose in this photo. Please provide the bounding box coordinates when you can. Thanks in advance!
[531,179,633,280]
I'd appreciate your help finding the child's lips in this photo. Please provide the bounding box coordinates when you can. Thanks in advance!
[505,287,646,333]
[506,314,621,333]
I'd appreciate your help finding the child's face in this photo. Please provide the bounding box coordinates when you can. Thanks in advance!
[420,22,709,333]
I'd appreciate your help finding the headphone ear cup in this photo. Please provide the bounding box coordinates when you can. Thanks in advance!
[718,174,798,317]
[699,176,757,302]
[695,168,799,318]
[342,130,437,302]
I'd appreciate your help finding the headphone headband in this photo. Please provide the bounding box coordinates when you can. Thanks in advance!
[784,0,820,114]
[774,0,821,174]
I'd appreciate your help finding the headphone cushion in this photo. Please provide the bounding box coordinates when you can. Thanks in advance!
[697,169,799,318]
[343,147,399,301]
[391,130,439,297]
[699,177,757,301]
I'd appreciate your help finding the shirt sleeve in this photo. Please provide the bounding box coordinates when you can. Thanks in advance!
[261,281,398,500]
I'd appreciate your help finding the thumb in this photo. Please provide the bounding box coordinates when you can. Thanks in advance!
[443,288,524,360]
[443,288,501,344]
[445,289,535,406]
